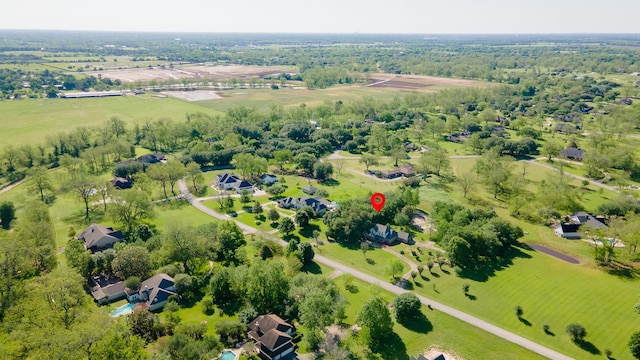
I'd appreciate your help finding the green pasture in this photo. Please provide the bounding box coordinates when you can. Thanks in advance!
[335,275,544,360]
[0,95,221,147]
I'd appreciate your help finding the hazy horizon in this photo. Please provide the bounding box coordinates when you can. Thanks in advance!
[3,0,640,34]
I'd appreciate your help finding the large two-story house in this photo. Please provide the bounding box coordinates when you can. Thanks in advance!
[215,172,254,193]
[277,196,331,216]
[367,223,413,245]
[248,314,296,360]
[127,273,176,311]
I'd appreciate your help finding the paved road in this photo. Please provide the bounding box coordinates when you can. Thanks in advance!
[527,160,617,192]
[179,178,573,360]
[178,179,257,234]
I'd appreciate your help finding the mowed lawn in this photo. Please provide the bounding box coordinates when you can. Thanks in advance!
[335,275,544,360]
[0,95,222,147]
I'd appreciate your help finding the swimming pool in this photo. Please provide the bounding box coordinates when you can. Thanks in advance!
[219,350,236,360]
[110,302,135,317]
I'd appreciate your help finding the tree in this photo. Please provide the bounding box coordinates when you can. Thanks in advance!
[295,153,317,175]
[266,184,285,197]
[356,297,393,343]
[274,149,293,171]
[146,163,170,199]
[0,201,15,229]
[359,154,379,172]
[392,293,422,323]
[445,236,472,269]
[295,206,315,228]
[240,189,252,204]
[27,166,53,202]
[267,208,280,223]
[298,242,315,266]
[186,162,204,192]
[418,146,451,176]
[210,268,237,307]
[542,139,563,161]
[166,161,186,195]
[112,246,152,280]
[127,309,162,342]
[566,323,587,343]
[476,149,513,199]
[109,190,153,235]
[252,201,263,215]
[278,217,295,236]
[386,259,404,280]
[313,162,334,180]
[65,239,92,278]
[289,274,346,331]
[456,170,478,199]
[71,175,97,219]
[162,223,205,274]
[390,146,406,167]
[125,276,141,291]
[361,241,369,257]
[629,331,640,359]
[241,261,289,314]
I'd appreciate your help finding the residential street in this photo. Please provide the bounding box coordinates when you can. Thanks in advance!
[178,178,574,360]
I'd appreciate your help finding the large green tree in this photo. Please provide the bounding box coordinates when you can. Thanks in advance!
[112,246,152,280]
[392,293,422,323]
[356,296,393,343]
[109,190,153,235]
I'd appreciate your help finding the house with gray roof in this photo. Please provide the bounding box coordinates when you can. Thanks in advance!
[127,273,176,312]
[248,314,296,360]
[560,147,586,161]
[215,172,254,193]
[77,223,124,253]
[367,224,413,245]
[89,274,126,304]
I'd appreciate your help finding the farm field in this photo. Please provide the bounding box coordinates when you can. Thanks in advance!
[0,95,222,147]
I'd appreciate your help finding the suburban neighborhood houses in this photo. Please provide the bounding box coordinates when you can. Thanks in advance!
[215,172,255,193]
[248,314,296,360]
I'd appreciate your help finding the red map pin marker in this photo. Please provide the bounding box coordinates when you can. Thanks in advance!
[370,193,386,212]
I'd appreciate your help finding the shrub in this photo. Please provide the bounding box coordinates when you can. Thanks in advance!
[201,298,215,315]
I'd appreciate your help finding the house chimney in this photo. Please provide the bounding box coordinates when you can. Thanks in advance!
[90,224,95,232]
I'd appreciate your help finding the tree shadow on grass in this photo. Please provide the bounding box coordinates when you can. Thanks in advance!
[517,316,532,327]
[574,340,601,355]
[429,271,440,278]
[366,258,376,265]
[458,245,533,282]
[398,314,433,334]
[219,301,243,316]
[414,281,423,288]
[602,261,639,280]
[464,293,477,301]
[371,332,408,360]
[321,179,340,187]
[299,223,321,238]
[420,275,430,282]
[302,261,322,274]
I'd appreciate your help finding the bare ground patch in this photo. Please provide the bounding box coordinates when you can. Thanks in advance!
[366,73,480,89]
[88,64,296,83]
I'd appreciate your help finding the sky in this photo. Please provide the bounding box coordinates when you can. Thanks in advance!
[3,0,640,34]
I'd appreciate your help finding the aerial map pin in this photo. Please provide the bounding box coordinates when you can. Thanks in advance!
[370,193,385,212]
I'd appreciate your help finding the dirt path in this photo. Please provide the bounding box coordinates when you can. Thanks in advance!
[179,177,574,360]
[0,179,25,196]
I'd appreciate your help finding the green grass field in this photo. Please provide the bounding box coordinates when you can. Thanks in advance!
[0,95,222,147]
[335,275,544,360]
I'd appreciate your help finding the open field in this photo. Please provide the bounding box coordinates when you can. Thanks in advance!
[336,276,544,360]
[89,64,297,83]
[0,95,222,147]
[366,73,483,90]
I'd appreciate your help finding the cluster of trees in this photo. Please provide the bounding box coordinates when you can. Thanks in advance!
[323,188,419,242]
[431,201,524,271]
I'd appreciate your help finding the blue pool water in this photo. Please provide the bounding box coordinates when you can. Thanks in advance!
[219,350,236,360]
[110,302,135,317]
